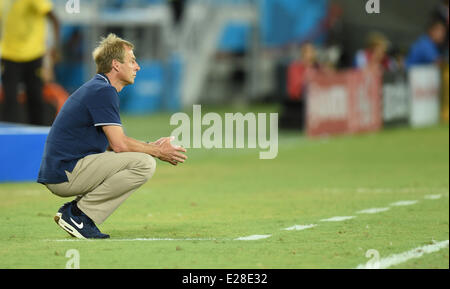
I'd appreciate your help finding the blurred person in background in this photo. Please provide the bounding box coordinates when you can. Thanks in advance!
[405,20,447,68]
[430,0,449,60]
[0,0,60,125]
[431,0,449,38]
[287,42,320,101]
[280,43,319,131]
[387,46,408,72]
[431,0,449,26]
[354,32,391,72]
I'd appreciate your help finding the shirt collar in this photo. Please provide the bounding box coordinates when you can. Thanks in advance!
[97,73,111,84]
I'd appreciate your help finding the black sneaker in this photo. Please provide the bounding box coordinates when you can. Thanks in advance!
[54,200,77,237]
[54,201,110,239]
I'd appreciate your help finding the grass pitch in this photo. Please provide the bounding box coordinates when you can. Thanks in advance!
[0,105,448,269]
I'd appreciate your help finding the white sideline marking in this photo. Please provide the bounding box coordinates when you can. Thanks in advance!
[320,216,355,222]
[356,240,449,269]
[389,200,418,207]
[44,192,445,244]
[234,235,271,241]
[282,224,316,231]
[354,187,449,194]
[46,238,220,242]
[48,235,274,242]
[107,238,219,242]
[356,207,390,214]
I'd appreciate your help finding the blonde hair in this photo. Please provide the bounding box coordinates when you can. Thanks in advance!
[92,33,134,74]
[366,32,389,50]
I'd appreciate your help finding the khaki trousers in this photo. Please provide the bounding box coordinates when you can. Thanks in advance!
[46,151,156,224]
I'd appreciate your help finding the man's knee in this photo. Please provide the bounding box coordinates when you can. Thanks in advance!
[113,152,157,182]
[136,153,157,181]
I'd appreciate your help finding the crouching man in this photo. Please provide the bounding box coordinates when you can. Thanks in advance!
[37,34,187,239]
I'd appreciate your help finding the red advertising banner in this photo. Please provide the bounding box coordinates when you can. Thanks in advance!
[306,68,382,137]
[306,71,349,136]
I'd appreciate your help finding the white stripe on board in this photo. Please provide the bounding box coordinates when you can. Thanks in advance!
[320,216,355,222]
[282,224,316,231]
[0,127,51,135]
[356,207,390,214]
[424,194,442,200]
[389,200,418,207]
[356,240,449,269]
[234,235,271,241]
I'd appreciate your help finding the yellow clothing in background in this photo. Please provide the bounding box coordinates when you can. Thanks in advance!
[0,0,53,62]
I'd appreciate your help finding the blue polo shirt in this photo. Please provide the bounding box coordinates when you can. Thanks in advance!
[37,74,121,184]
[406,35,441,68]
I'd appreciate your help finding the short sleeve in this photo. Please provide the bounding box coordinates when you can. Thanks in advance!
[86,86,122,127]
[31,0,53,15]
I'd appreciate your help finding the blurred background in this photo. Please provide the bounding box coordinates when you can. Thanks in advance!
[0,0,449,181]
[0,0,447,117]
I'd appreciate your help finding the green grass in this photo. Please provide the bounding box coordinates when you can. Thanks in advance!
[0,105,448,268]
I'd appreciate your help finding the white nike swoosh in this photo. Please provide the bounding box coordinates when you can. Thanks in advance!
[70,217,84,229]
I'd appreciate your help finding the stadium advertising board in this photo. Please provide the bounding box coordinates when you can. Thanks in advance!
[408,65,441,127]
[442,64,449,123]
[0,123,49,182]
[382,71,409,126]
[306,72,349,136]
[306,69,382,137]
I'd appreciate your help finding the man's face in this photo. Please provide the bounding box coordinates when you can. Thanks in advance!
[430,23,446,44]
[117,46,140,85]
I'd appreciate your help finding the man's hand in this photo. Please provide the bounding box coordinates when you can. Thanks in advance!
[150,137,169,146]
[102,125,187,166]
[154,136,187,166]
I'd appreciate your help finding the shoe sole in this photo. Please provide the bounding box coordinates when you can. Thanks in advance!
[54,213,86,239]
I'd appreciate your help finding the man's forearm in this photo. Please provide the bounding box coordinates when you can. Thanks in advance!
[122,136,161,158]
[107,132,187,166]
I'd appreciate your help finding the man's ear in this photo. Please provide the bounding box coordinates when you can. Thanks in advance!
[112,59,120,72]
